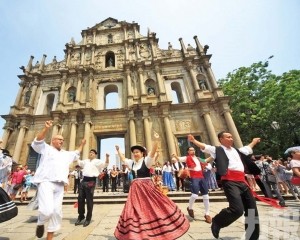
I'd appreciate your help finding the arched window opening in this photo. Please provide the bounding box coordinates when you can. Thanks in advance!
[108,34,113,44]
[145,79,156,96]
[25,90,32,105]
[67,87,76,102]
[196,74,208,91]
[104,85,119,109]
[44,93,55,115]
[105,51,115,68]
[170,82,183,103]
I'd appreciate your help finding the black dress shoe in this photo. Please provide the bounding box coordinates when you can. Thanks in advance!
[83,220,90,227]
[211,220,220,239]
[36,225,44,238]
[75,217,85,226]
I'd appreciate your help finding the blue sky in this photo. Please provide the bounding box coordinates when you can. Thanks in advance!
[0,0,299,163]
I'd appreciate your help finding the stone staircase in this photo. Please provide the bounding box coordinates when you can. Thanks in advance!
[15,187,297,206]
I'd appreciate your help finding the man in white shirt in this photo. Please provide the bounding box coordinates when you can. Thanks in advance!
[75,149,109,227]
[171,158,185,191]
[70,165,82,194]
[0,148,13,190]
[188,132,261,240]
[31,120,86,239]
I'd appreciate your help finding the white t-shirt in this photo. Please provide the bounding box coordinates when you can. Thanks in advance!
[77,158,108,177]
[31,138,80,184]
[290,159,300,168]
[203,145,253,172]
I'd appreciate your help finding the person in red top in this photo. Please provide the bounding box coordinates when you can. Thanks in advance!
[172,147,211,224]
[9,166,26,200]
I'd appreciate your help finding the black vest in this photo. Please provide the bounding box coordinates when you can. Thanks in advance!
[131,159,150,178]
[215,146,261,176]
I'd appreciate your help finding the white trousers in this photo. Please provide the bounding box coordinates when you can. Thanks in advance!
[37,181,64,232]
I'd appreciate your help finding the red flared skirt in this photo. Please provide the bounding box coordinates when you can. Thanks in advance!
[114,178,190,240]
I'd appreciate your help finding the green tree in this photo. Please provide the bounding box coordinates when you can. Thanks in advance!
[218,59,300,158]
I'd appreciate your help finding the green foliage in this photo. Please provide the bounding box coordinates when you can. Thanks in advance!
[218,60,300,158]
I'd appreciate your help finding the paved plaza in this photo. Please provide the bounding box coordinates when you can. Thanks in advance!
[0,195,299,240]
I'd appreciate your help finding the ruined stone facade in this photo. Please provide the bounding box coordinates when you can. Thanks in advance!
[1,17,243,169]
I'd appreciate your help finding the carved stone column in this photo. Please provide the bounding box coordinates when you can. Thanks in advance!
[25,56,34,74]
[135,42,141,60]
[91,46,95,64]
[143,117,151,151]
[201,111,219,145]
[154,65,167,101]
[163,115,176,156]
[149,39,157,59]
[14,82,25,106]
[126,69,133,107]
[193,36,205,56]
[124,42,129,62]
[92,30,96,44]
[80,47,85,65]
[128,110,136,146]
[66,49,71,67]
[76,74,82,102]
[83,120,92,159]
[204,63,218,89]
[39,54,47,72]
[129,118,137,146]
[179,38,188,55]
[133,25,137,38]
[83,32,87,45]
[123,26,127,41]
[87,72,94,104]
[59,74,68,103]
[187,62,200,91]
[223,110,243,148]
[137,67,146,95]
[126,69,133,96]
[1,127,13,149]
[12,126,27,162]
[68,120,77,151]
[28,77,39,106]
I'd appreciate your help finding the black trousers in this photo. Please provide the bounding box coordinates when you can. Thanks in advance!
[78,180,96,221]
[214,180,259,240]
[102,178,109,192]
[111,177,117,192]
[74,178,80,194]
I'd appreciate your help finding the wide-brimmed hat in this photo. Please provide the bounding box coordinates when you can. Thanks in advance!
[1,149,12,157]
[131,145,146,153]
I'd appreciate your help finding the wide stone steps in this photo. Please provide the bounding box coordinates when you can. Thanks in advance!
[15,188,297,206]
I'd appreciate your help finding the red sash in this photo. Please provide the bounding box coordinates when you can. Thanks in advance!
[291,176,300,185]
[222,169,284,209]
[186,155,204,178]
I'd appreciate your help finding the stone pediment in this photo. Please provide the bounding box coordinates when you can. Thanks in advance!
[90,17,120,30]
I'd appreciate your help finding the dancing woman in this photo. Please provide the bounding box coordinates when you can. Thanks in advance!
[114,132,189,240]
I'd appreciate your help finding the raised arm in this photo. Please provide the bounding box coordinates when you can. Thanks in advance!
[76,139,86,153]
[205,156,214,163]
[149,131,160,158]
[115,145,126,162]
[247,138,261,149]
[187,134,206,150]
[36,120,53,141]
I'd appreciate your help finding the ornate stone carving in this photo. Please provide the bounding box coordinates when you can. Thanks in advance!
[175,120,192,131]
